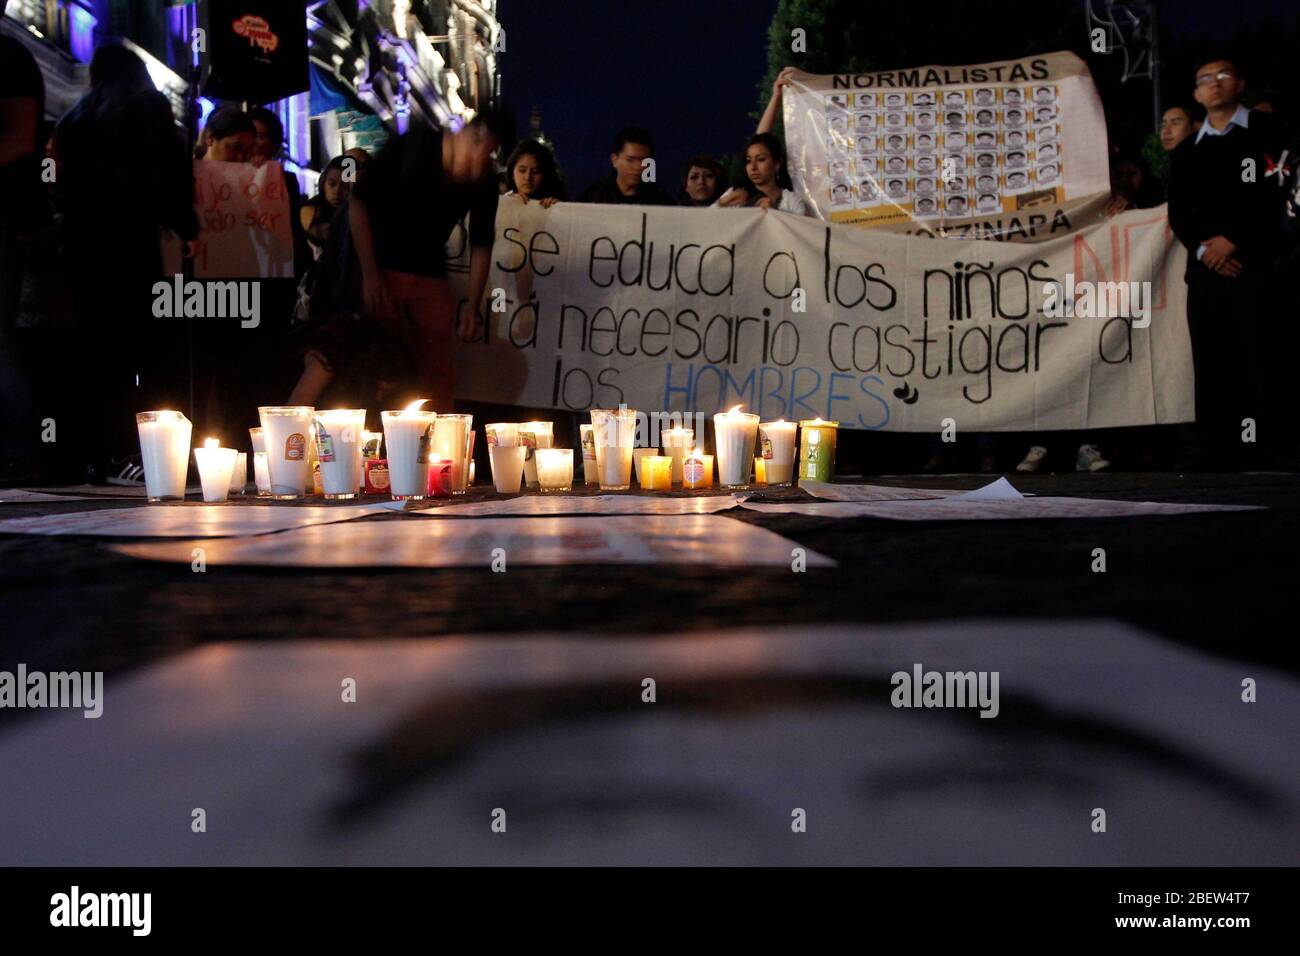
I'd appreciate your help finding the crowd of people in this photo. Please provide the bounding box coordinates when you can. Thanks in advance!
[1,28,1297,484]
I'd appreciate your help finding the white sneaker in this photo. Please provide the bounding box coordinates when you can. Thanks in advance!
[1015,446,1048,473]
[1076,443,1111,472]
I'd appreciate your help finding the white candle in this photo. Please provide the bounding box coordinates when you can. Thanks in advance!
[227,452,247,495]
[432,413,473,495]
[257,405,314,499]
[194,438,238,503]
[591,408,635,490]
[758,420,797,486]
[382,399,437,500]
[136,410,191,502]
[661,427,694,484]
[579,424,598,484]
[519,420,554,489]
[314,409,367,500]
[535,447,574,492]
[253,451,271,496]
[713,405,760,489]
[248,427,265,456]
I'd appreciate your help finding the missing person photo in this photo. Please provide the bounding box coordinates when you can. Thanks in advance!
[975,150,998,170]
[943,90,965,107]
[977,192,1001,212]
[828,112,849,135]
[915,176,937,195]
[1005,108,1026,128]
[976,173,998,192]
[973,87,996,106]
[943,175,968,193]
[857,135,878,156]
[914,194,939,217]
[855,112,878,133]
[858,178,880,202]
[913,91,936,107]
[914,153,938,175]
[974,130,997,148]
[1005,149,1027,168]
[1037,143,1058,163]
[885,155,908,174]
[914,109,937,130]
[886,177,907,197]
[884,92,906,109]
[827,93,848,109]
[1035,123,1058,143]
[1036,162,1060,185]
[1033,85,1056,104]
[944,130,967,149]
[855,92,877,109]
[1005,128,1026,148]
[830,160,849,182]
[945,194,969,215]
[885,133,908,153]
[830,181,852,205]
[974,108,996,128]
[1004,87,1024,105]
[885,111,908,129]
[1034,104,1058,124]
[1005,169,1029,191]
[915,132,937,151]
[944,110,966,128]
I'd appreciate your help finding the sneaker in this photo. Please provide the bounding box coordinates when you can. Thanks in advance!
[1076,443,1110,472]
[105,455,146,486]
[1016,446,1048,473]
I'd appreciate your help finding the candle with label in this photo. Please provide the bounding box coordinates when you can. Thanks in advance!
[486,422,524,494]
[519,421,553,489]
[798,419,839,482]
[257,406,314,498]
[682,449,714,490]
[194,438,238,503]
[579,424,598,484]
[136,410,191,502]
[590,408,636,490]
[758,419,797,487]
[535,448,574,492]
[381,399,437,500]
[713,405,759,489]
[432,413,473,495]
[314,409,367,500]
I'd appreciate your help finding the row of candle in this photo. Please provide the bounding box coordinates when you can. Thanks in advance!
[134,406,840,503]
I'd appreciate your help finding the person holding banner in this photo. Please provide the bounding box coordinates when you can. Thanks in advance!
[679,156,729,206]
[716,133,809,215]
[1168,58,1288,466]
[503,139,566,206]
[289,111,510,412]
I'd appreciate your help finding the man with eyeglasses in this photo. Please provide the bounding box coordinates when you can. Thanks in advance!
[1167,58,1287,467]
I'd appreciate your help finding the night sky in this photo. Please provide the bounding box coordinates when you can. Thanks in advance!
[497,0,1297,194]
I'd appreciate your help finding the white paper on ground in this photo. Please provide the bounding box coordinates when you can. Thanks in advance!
[0,490,98,503]
[27,483,203,497]
[738,496,1259,521]
[110,514,836,567]
[794,480,963,501]
[382,494,743,517]
[0,619,1293,866]
[0,502,391,537]
[951,477,1025,500]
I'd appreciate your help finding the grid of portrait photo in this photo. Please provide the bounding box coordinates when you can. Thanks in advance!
[824,84,1062,219]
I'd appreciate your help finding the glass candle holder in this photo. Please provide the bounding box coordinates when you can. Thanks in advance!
[432,413,473,495]
[661,427,694,484]
[248,426,265,456]
[136,410,191,502]
[682,450,714,490]
[639,455,672,491]
[713,407,760,489]
[519,421,554,489]
[488,444,526,494]
[759,419,797,487]
[193,438,238,503]
[798,419,839,483]
[253,451,271,496]
[313,409,367,500]
[579,424,598,485]
[381,402,437,500]
[257,405,315,499]
[535,448,574,492]
[228,452,248,496]
[590,408,636,491]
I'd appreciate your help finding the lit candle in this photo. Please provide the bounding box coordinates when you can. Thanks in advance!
[754,457,766,484]
[713,405,760,489]
[661,427,694,484]
[227,452,247,495]
[632,447,658,484]
[535,447,574,492]
[432,412,473,495]
[358,430,382,492]
[519,420,554,489]
[639,455,672,491]
[381,399,437,500]
[193,437,238,503]
[758,419,797,487]
[579,424,598,484]
[590,408,636,491]
[314,409,367,500]
[257,405,315,499]
[798,419,839,483]
[682,449,714,490]
[135,410,191,502]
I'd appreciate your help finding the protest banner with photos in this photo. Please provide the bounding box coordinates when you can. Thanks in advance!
[163,160,295,279]
[449,198,1193,432]
[781,51,1111,241]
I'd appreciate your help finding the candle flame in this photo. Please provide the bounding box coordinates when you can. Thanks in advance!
[204,437,219,449]
[403,398,429,414]
[725,404,744,415]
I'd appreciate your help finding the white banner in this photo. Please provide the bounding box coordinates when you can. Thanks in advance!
[781,51,1111,241]
[451,198,1193,432]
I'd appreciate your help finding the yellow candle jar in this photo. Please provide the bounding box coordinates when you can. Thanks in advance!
[682,450,714,490]
[639,455,672,491]
[798,419,839,483]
